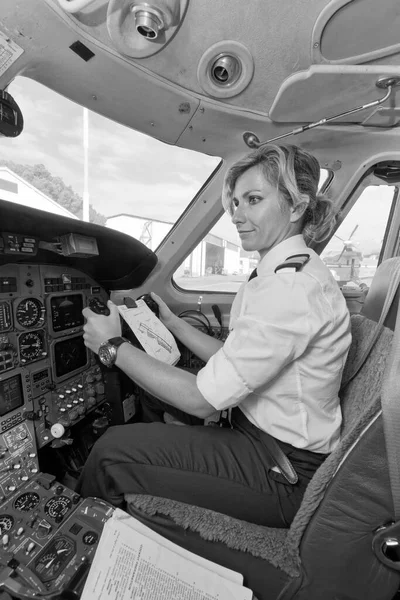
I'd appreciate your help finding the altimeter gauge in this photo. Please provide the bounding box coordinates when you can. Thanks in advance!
[15,298,45,328]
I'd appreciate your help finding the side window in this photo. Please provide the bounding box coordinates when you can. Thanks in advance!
[321,184,396,288]
[173,169,331,293]
[173,212,256,293]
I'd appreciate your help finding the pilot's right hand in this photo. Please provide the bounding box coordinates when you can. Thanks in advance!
[150,292,175,329]
[82,300,121,354]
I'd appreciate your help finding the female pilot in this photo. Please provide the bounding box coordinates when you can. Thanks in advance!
[77,143,351,528]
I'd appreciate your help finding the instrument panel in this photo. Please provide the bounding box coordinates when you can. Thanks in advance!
[0,261,117,598]
[0,263,109,500]
[0,264,106,375]
[0,266,100,375]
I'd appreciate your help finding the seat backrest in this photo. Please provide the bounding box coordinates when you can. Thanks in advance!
[362,258,400,331]
[340,258,400,432]
[284,257,400,600]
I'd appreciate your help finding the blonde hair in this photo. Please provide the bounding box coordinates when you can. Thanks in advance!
[222,144,336,244]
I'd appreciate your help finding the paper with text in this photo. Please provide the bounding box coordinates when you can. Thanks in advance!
[118,300,180,366]
[81,510,252,600]
[111,509,243,585]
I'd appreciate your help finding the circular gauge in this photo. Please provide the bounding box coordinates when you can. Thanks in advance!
[44,496,72,521]
[14,492,40,512]
[0,514,14,534]
[19,330,46,362]
[34,535,75,582]
[16,298,44,328]
[82,531,98,546]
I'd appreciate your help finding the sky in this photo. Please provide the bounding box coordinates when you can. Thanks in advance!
[1,77,220,223]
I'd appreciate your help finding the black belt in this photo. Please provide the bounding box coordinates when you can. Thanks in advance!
[230,408,299,485]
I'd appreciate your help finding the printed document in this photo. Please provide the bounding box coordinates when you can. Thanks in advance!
[81,509,253,600]
[118,300,180,366]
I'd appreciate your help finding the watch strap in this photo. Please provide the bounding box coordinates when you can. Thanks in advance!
[108,336,131,348]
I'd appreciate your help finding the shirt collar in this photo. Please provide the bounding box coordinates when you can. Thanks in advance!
[257,235,309,276]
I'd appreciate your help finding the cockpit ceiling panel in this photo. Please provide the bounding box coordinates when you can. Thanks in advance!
[269,66,400,125]
[39,0,323,114]
[313,0,400,64]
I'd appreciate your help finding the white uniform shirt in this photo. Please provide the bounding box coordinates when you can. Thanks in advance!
[196,235,351,453]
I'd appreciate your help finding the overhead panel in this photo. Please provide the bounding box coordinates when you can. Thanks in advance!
[42,0,319,114]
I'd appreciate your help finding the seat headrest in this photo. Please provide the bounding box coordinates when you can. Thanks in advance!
[361,257,400,331]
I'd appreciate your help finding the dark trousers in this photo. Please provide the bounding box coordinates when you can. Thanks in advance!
[76,407,327,527]
[138,392,205,426]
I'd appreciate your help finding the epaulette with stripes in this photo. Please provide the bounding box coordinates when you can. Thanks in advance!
[274,253,310,274]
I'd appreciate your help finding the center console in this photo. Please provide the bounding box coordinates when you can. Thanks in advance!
[0,477,114,598]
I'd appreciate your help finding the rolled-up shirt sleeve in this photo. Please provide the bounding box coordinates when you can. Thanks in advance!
[196,274,330,411]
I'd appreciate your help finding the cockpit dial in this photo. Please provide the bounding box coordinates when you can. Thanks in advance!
[82,530,98,545]
[19,330,46,362]
[0,514,14,534]
[14,492,40,512]
[34,535,75,582]
[16,298,45,328]
[44,496,72,521]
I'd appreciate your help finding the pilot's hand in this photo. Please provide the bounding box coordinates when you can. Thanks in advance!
[150,292,175,329]
[82,300,122,354]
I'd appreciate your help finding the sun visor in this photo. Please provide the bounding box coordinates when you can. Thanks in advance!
[269,66,400,126]
[0,199,158,291]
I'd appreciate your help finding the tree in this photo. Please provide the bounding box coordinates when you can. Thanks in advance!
[0,159,107,225]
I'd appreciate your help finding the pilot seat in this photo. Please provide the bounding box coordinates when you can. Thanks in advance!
[125,257,400,600]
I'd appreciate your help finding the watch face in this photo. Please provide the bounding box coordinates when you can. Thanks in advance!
[98,343,115,367]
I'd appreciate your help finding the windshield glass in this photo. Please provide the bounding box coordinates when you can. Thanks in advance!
[1,77,220,238]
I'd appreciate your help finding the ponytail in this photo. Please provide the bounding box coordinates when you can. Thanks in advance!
[302,191,337,245]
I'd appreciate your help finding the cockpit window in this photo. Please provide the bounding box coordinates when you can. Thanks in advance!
[173,168,333,293]
[321,183,396,288]
[1,77,220,238]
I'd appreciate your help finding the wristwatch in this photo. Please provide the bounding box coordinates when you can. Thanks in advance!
[98,336,131,368]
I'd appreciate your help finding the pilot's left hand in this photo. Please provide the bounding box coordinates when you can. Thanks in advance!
[82,300,122,354]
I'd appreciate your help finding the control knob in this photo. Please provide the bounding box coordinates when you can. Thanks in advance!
[50,423,65,439]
